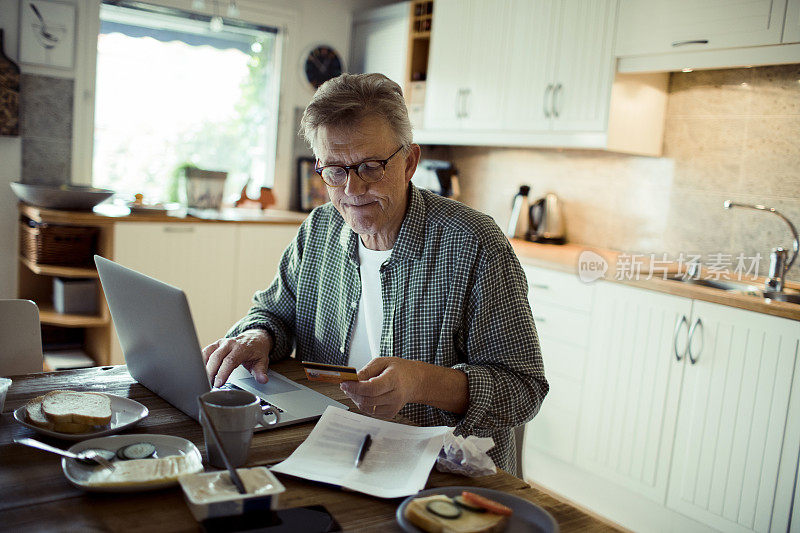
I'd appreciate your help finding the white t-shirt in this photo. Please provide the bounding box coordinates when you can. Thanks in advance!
[348,239,392,371]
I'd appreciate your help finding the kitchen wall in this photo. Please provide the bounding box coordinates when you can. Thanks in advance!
[451,64,800,283]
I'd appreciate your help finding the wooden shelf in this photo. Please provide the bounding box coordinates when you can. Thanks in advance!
[38,304,108,328]
[412,31,431,38]
[19,256,98,278]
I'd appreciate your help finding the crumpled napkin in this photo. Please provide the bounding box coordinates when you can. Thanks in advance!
[435,430,497,477]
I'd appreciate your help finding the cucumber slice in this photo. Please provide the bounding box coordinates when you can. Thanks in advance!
[77,448,116,465]
[426,499,462,519]
[453,495,486,513]
[116,442,156,460]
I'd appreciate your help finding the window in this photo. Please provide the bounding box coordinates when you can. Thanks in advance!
[92,2,281,204]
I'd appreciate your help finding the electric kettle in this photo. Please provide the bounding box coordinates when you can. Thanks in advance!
[528,193,566,244]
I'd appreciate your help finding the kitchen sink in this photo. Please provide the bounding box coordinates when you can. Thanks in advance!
[665,275,800,304]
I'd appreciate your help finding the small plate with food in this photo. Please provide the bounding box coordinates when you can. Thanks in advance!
[13,390,149,440]
[397,486,558,533]
[62,434,203,492]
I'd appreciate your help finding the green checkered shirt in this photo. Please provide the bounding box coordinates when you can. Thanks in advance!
[229,185,548,473]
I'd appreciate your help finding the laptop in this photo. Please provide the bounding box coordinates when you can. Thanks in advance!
[95,255,347,429]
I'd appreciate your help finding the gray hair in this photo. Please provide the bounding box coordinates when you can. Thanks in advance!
[300,73,413,155]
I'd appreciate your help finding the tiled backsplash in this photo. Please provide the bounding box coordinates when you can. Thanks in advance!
[450,64,800,283]
[19,74,74,185]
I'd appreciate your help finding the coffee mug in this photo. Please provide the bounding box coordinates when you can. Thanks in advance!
[198,390,280,468]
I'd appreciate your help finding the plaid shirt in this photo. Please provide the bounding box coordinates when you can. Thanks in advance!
[229,185,548,473]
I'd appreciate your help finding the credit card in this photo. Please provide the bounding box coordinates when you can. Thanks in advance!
[300,361,359,383]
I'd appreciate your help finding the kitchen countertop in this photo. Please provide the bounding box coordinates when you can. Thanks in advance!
[510,239,800,322]
[19,203,308,226]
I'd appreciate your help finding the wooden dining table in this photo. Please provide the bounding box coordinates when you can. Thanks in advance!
[0,359,619,532]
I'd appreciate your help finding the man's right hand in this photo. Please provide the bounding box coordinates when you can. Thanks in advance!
[202,329,273,387]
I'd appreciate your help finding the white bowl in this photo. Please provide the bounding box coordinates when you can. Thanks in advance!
[0,378,11,413]
[179,466,285,521]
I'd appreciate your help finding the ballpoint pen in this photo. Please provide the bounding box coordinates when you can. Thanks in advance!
[355,433,372,468]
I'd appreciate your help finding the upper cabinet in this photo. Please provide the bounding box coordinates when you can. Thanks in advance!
[616,0,788,56]
[423,0,617,144]
[616,0,800,72]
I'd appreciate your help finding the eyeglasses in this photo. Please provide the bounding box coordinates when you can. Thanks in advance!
[315,146,405,187]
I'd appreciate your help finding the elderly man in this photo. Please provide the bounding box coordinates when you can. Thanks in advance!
[203,73,547,473]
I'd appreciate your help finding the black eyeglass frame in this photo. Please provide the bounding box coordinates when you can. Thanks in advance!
[314,145,405,187]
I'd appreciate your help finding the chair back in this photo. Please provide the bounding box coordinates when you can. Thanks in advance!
[0,300,43,376]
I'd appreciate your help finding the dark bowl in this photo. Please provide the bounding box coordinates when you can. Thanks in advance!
[10,182,115,211]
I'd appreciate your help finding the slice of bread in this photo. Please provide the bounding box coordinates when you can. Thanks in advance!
[41,390,112,426]
[25,395,53,429]
[404,494,509,533]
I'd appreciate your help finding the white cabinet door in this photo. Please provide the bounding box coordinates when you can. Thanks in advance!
[550,0,616,132]
[576,282,692,504]
[424,0,470,130]
[112,222,237,356]
[459,0,510,131]
[351,3,409,88]
[503,0,558,132]
[667,302,800,533]
[616,0,788,56]
[232,224,299,323]
[785,0,800,43]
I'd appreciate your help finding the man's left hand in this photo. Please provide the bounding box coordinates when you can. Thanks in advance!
[339,357,424,419]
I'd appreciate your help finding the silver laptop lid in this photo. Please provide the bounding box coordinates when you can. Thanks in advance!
[95,255,210,420]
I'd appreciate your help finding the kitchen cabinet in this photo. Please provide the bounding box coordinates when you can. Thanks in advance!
[424,0,508,131]
[521,265,595,466]
[615,0,788,57]
[351,2,409,90]
[111,221,299,365]
[786,0,800,44]
[616,0,800,72]
[523,276,800,532]
[113,223,238,359]
[505,0,617,133]
[576,282,691,504]
[421,0,617,147]
[666,301,800,533]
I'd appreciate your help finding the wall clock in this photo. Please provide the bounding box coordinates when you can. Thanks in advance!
[303,45,343,89]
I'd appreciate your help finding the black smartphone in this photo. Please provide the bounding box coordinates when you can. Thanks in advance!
[200,505,341,533]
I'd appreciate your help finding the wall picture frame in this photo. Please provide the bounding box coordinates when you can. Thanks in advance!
[297,157,328,212]
[19,0,76,69]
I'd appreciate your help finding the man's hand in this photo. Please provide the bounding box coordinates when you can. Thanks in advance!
[202,330,273,387]
[339,357,424,419]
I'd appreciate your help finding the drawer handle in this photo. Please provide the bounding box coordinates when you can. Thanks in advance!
[552,83,562,118]
[163,226,195,233]
[672,39,709,47]
[531,283,550,290]
[543,84,553,119]
[533,316,546,323]
[687,318,703,365]
[673,315,688,362]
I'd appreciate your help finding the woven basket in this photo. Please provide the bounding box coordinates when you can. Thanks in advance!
[19,221,98,267]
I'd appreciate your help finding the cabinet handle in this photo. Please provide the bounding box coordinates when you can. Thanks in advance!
[163,226,195,233]
[455,89,462,118]
[533,316,546,323]
[543,84,553,119]
[673,315,688,362]
[463,88,470,119]
[552,83,562,118]
[687,318,703,365]
[671,39,709,47]
[531,283,550,290]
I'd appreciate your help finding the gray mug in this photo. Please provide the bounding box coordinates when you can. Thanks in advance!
[198,389,279,468]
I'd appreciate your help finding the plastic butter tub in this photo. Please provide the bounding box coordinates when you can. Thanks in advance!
[179,467,285,521]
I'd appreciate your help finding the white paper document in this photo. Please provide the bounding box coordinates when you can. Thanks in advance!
[270,406,449,498]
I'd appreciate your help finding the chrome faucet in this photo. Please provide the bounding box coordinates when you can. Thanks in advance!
[723,200,799,293]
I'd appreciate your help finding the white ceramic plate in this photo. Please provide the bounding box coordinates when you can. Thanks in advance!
[13,393,149,441]
[62,434,203,492]
[396,486,559,533]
